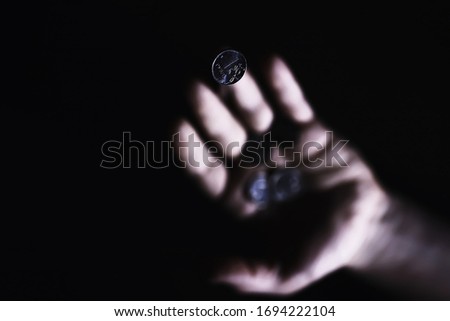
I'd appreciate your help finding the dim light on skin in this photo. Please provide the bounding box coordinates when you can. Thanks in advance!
[172,56,450,298]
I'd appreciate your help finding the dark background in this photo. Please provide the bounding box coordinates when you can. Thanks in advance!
[2,2,449,299]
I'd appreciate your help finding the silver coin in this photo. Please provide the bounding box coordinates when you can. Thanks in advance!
[270,169,302,202]
[246,169,302,206]
[211,49,247,85]
[246,172,269,205]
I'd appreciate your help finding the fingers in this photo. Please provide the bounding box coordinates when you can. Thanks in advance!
[223,72,274,133]
[173,120,227,198]
[268,57,314,124]
[190,82,247,158]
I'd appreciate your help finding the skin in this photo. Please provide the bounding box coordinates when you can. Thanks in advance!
[172,56,450,298]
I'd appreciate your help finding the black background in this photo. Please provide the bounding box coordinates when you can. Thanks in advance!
[2,2,449,299]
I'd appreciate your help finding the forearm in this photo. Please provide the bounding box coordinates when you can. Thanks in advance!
[351,194,450,299]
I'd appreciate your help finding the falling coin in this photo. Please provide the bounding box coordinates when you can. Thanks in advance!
[211,49,247,85]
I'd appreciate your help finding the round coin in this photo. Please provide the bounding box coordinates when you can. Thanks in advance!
[246,172,269,205]
[211,49,247,85]
[270,169,302,202]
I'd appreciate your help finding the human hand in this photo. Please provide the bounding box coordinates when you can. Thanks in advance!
[172,56,389,294]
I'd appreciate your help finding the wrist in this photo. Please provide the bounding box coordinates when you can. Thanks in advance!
[348,189,395,271]
[347,191,450,298]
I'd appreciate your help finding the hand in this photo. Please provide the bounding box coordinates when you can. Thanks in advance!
[172,56,389,295]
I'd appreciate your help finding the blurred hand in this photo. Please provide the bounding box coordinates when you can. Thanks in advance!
[173,56,389,294]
